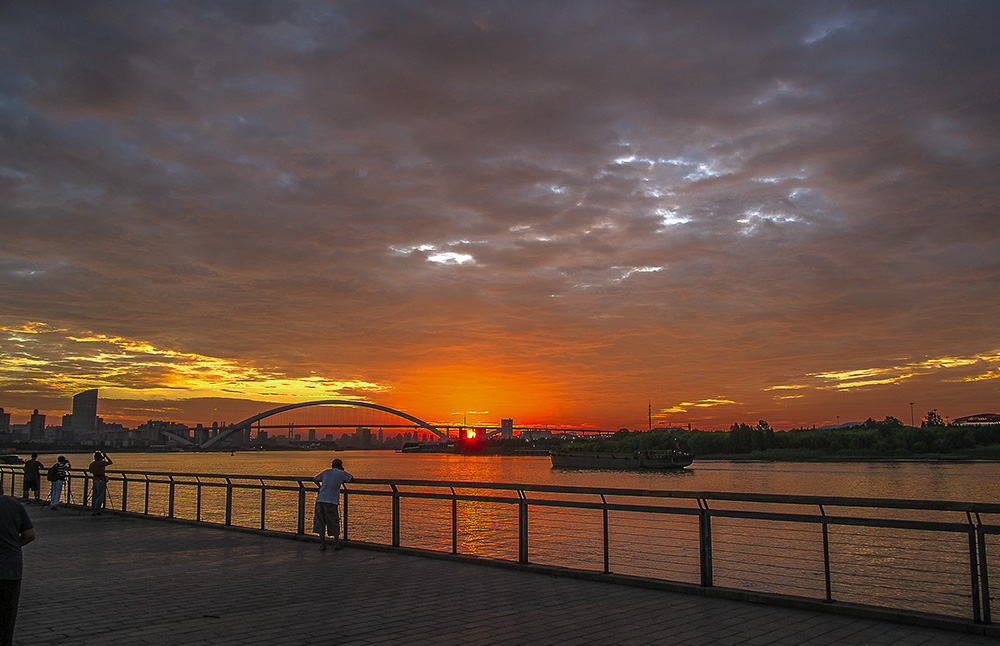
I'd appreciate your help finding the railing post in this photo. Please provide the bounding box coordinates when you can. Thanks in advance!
[296,481,306,535]
[391,484,400,547]
[342,485,348,541]
[975,513,991,624]
[259,479,266,531]
[168,476,176,519]
[451,486,458,555]
[225,478,233,526]
[518,490,528,564]
[698,499,713,587]
[820,505,832,602]
[143,475,150,515]
[120,474,128,513]
[601,494,610,574]
[196,477,203,522]
[966,512,983,624]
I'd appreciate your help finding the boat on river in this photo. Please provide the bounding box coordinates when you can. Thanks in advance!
[550,449,692,470]
[399,442,453,453]
[0,450,23,465]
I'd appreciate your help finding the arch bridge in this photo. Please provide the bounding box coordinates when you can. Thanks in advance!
[199,400,444,449]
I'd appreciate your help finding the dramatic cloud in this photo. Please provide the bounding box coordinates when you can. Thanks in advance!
[1,1,998,429]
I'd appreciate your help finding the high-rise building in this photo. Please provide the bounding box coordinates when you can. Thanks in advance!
[71,388,99,441]
[29,409,46,441]
[0,407,9,433]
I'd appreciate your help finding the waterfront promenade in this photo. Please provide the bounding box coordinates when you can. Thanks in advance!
[15,508,997,646]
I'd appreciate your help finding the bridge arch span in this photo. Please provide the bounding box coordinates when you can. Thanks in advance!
[201,400,444,448]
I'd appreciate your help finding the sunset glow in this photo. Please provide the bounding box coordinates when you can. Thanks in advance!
[1,3,998,431]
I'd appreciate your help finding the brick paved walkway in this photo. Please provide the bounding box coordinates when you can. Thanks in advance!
[12,506,998,645]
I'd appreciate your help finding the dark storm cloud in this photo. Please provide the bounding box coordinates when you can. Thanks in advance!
[1,1,998,428]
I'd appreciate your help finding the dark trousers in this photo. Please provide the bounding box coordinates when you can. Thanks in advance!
[0,579,21,646]
[91,478,107,514]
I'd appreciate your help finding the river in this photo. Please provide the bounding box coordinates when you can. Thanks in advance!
[34,450,1000,503]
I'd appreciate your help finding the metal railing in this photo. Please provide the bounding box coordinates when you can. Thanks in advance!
[3,466,997,626]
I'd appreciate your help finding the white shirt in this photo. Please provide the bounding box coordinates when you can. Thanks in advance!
[314,468,353,504]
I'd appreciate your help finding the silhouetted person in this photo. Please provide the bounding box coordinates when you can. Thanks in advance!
[47,456,71,510]
[21,453,42,504]
[313,458,353,551]
[0,480,35,646]
[88,451,113,516]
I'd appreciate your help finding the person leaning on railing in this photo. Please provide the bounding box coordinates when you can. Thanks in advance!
[312,458,353,551]
[20,453,42,505]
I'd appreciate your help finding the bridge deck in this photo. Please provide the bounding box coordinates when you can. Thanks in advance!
[15,506,998,646]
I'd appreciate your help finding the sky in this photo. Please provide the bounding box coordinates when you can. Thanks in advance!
[1,1,998,432]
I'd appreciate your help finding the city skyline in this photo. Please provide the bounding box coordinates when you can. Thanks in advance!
[1,3,999,431]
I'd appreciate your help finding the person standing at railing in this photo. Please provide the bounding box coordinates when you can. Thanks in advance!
[313,458,353,551]
[0,480,35,646]
[46,456,71,510]
[88,451,113,516]
[21,453,43,504]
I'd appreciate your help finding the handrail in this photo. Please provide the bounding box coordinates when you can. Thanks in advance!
[1,465,997,628]
[29,469,1000,513]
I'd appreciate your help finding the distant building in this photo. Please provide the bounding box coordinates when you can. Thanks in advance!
[500,418,513,439]
[29,409,45,441]
[71,388,99,441]
[59,414,75,442]
[0,407,9,433]
[952,413,1000,426]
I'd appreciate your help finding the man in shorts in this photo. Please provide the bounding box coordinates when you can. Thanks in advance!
[313,458,353,551]
[21,453,42,504]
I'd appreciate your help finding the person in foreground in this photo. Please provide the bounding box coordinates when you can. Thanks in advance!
[0,481,35,646]
[313,458,353,551]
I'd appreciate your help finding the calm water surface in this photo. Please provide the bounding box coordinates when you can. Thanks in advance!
[40,450,1000,502]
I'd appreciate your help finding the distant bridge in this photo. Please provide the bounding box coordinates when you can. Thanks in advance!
[199,400,443,449]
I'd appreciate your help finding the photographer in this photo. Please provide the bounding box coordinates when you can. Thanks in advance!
[87,451,113,516]
[47,456,71,510]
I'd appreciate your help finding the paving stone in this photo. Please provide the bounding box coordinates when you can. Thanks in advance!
[8,509,999,646]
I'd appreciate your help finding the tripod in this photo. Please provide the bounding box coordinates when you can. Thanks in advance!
[79,478,114,515]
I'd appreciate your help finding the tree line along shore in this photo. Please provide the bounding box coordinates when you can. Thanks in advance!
[555,417,1000,462]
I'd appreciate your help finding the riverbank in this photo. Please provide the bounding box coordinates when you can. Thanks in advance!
[695,448,1000,462]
